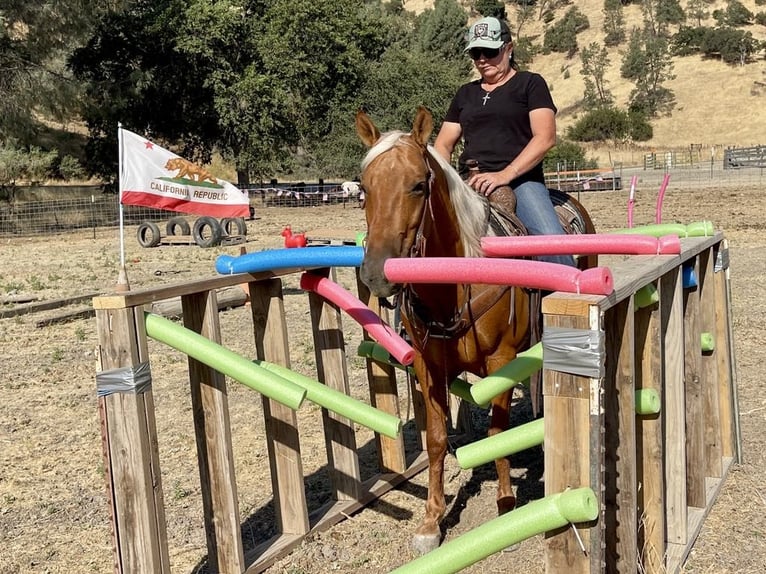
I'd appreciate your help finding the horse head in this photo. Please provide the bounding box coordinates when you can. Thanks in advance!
[355,106,436,298]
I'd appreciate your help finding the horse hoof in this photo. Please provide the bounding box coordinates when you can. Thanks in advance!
[412,533,441,555]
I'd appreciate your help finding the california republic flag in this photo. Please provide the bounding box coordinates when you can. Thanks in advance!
[119,128,250,218]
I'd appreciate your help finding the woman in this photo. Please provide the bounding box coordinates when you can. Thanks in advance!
[434,16,573,266]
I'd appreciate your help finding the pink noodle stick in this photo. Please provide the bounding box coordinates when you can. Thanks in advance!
[657,234,681,254]
[384,258,613,295]
[655,174,671,224]
[481,233,681,256]
[299,273,415,366]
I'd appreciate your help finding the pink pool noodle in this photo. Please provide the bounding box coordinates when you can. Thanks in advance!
[299,273,415,366]
[627,175,638,228]
[655,174,671,224]
[384,258,614,295]
[481,233,681,257]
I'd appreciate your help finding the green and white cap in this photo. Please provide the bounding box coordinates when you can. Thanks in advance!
[464,17,512,51]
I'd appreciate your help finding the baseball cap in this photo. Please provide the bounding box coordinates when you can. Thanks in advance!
[464,17,512,52]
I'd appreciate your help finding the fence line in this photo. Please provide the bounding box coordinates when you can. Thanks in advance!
[1,168,764,237]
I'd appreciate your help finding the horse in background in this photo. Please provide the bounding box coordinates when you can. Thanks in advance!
[355,106,595,554]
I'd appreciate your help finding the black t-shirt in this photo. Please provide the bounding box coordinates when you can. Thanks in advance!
[443,70,556,185]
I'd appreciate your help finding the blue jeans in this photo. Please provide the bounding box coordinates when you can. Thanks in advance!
[513,181,575,267]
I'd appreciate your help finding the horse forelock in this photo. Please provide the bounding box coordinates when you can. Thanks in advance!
[360,131,488,258]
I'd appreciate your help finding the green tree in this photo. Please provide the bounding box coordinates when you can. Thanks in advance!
[415,0,470,64]
[1,1,100,145]
[713,1,754,26]
[474,0,507,20]
[603,0,626,47]
[543,7,590,57]
[543,140,597,172]
[579,42,613,109]
[687,0,711,26]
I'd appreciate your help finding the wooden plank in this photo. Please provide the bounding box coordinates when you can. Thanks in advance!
[698,248,722,478]
[307,268,362,502]
[543,308,596,574]
[34,304,94,327]
[660,267,688,546]
[2,290,102,318]
[603,299,638,573]
[182,290,246,573]
[93,269,298,310]
[355,271,407,474]
[249,279,310,536]
[95,307,170,573]
[635,287,666,573]
[713,241,737,461]
[683,257,706,508]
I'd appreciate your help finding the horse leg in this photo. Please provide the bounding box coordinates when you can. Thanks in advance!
[412,366,450,555]
[489,389,516,515]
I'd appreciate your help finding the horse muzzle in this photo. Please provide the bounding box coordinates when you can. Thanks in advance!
[360,256,401,298]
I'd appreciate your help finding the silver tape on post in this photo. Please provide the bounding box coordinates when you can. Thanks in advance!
[542,326,605,378]
[96,361,152,396]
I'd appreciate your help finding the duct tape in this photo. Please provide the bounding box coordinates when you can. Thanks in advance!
[96,361,152,396]
[542,326,604,379]
[714,246,729,272]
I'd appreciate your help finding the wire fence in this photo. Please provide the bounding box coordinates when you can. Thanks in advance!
[0,182,360,237]
[1,166,763,237]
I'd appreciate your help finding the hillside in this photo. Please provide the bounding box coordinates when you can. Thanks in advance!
[404,0,766,166]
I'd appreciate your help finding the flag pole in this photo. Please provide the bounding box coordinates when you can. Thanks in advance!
[116,123,130,292]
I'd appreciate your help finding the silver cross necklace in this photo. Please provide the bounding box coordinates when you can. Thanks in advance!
[482,91,491,106]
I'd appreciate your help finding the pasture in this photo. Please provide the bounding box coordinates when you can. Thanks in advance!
[0,182,764,573]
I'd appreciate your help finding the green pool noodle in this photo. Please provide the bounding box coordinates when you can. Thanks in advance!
[449,378,490,409]
[389,487,598,574]
[609,220,714,238]
[470,343,543,406]
[635,388,661,415]
[456,418,544,469]
[701,332,715,352]
[144,313,306,410]
[355,231,367,246]
[634,283,659,310]
[357,340,414,375]
[254,360,402,439]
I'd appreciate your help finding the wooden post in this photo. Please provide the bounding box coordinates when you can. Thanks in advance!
[307,268,361,502]
[713,240,739,461]
[603,298,637,572]
[542,295,599,574]
[95,305,170,573]
[682,257,706,508]
[698,247,722,478]
[181,290,245,573]
[355,271,407,473]
[662,266,688,554]
[634,285,666,573]
[249,279,310,535]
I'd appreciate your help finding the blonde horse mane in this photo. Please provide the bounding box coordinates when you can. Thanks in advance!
[361,131,489,257]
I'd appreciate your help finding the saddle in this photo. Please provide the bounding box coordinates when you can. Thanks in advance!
[487,185,583,236]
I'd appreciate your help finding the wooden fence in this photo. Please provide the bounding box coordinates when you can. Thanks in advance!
[723,145,766,169]
[92,231,739,573]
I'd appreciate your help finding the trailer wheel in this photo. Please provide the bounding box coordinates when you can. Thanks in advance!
[166,216,191,236]
[137,221,161,248]
[193,216,223,248]
[220,217,247,236]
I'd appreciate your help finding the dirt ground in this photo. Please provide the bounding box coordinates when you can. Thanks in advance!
[1,181,764,574]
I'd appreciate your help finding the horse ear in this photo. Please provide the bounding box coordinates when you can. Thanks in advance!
[355,110,380,148]
[411,106,433,147]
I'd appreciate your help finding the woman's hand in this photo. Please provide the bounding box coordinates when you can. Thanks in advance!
[467,170,511,196]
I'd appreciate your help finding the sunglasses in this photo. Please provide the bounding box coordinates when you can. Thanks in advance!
[468,46,503,60]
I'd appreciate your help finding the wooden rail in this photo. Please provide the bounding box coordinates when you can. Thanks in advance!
[93,232,739,573]
[93,267,427,574]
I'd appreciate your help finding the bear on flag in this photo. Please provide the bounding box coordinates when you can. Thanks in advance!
[119,128,250,218]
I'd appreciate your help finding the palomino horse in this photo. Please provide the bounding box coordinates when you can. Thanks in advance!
[355,106,595,554]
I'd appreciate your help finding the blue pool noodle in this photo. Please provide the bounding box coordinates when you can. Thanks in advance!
[216,246,365,275]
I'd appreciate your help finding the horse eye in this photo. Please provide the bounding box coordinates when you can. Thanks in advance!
[413,181,428,194]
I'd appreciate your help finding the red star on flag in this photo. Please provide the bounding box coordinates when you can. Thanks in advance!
[144,141,153,150]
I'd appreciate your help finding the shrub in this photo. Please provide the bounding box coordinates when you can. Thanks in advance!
[566,106,652,143]
[544,140,597,172]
